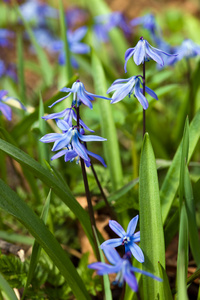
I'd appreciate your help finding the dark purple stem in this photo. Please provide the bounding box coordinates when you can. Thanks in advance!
[142,61,146,137]
[76,106,101,261]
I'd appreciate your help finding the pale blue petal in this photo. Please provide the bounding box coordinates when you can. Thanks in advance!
[0,103,12,120]
[107,83,126,94]
[70,42,90,54]
[42,108,69,120]
[124,48,135,72]
[100,238,122,249]
[145,42,164,66]
[88,262,120,275]
[77,131,107,142]
[69,26,87,43]
[129,243,144,263]
[134,79,149,109]
[55,119,70,131]
[72,133,89,160]
[52,130,73,151]
[123,267,138,291]
[109,220,126,237]
[133,231,140,242]
[51,149,68,160]
[144,86,158,100]
[49,94,71,108]
[64,150,77,161]
[130,266,162,281]
[134,40,146,65]
[77,88,93,109]
[86,149,107,167]
[110,79,135,103]
[0,90,8,98]
[127,215,139,236]
[40,133,63,143]
[72,110,94,132]
[103,247,122,265]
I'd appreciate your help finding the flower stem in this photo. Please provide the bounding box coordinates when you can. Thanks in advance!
[76,106,101,261]
[142,61,146,137]
[90,161,118,221]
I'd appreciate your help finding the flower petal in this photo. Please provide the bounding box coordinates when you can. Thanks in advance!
[100,238,123,249]
[52,129,73,151]
[144,86,158,100]
[133,231,140,242]
[129,243,144,263]
[127,215,139,236]
[134,79,149,109]
[103,247,122,265]
[130,266,162,281]
[40,133,63,143]
[71,133,89,161]
[0,103,12,120]
[124,48,135,72]
[51,149,68,160]
[134,40,146,65]
[109,220,126,237]
[123,266,138,291]
[86,149,107,167]
[145,42,164,66]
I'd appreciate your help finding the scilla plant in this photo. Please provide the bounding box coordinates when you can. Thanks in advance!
[0,0,200,300]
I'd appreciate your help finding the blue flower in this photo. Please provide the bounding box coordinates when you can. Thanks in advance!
[100,215,144,263]
[168,39,200,65]
[19,0,57,25]
[42,107,94,132]
[0,29,14,47]
[107,76,158,110]
[52,26,90,67]
[124,37,177,71]
[130,13,160,36]
[88,247,162,291]
[95,12,131,36]
[49,80,110,109]
[40,122,107,167]
[0,90,25,120]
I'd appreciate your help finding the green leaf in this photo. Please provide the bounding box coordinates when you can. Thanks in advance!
[160,109,200,224]
[22,190,51,300]
[184,166,200,268]
[17,31,26,104]
[38,94,49,164]
[0,180,91,300]
[176,203,189,300]
[179,117,189,208]
[158,262,173,300]
[0,138,95,248]
[92,51,123,191]
[139,133,165,300]
[0,273,18,300]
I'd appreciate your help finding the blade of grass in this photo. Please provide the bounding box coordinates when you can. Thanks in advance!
[139,133,165,300]
[0,180,91,300]
[38,94,49,164]
[184,166,200,268]
[0,138,97,248]
[158,262,173,300]
[22,190,51,300]
[92,51,123,191]
[0,273,18,300]
[161,109,200,224]
[176,203,189,300]
[17,31,26,104]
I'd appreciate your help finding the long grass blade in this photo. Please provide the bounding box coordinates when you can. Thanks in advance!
[0,273,18,300]
[0,180,91,300]
[139,133,165,299]
[92,51,123,191]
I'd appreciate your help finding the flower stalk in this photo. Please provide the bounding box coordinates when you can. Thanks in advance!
[142,61,146,137]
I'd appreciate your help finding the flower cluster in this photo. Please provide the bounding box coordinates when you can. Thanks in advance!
[88,216,162,292]
[40,80,109,167]
[106,36,177,110]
